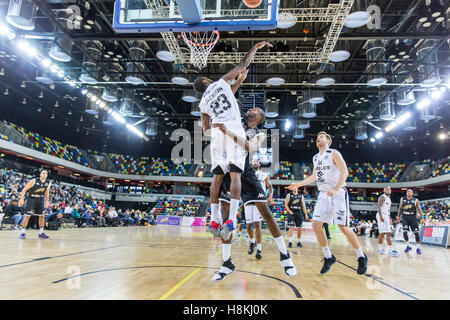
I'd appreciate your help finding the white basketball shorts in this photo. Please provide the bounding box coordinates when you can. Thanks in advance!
[210,125,247,174]
[244,205,263,224]
[312,187,350,226]
[376,214,392,233]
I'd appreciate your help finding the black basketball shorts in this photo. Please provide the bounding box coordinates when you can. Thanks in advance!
[25,197,45,215]
[401,215,419,232]
[287,210,303,228]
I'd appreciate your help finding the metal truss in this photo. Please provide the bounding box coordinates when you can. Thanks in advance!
[144,0,183,64]
[194,51,323,64]
[142,0,354,65]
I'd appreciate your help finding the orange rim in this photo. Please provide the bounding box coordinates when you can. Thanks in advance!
[181,31,220,47]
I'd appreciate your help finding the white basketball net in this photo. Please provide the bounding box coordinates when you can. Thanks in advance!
[182,31,220,69]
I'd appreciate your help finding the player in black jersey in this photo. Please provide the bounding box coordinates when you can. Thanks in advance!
[210,112,297,281]
[18,170,51,239]
[397,189,424,254]
[285,187,309,248]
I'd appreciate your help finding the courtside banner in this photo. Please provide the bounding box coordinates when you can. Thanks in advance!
[420,225,449,248]
[156,215,182,226]
[181,216,206,227]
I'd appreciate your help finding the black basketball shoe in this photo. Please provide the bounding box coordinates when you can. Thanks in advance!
[320,255,337,274]
[248,242,256,255]
[357,253,368,275]
[288,242,292,248]
[211,258,236,282]
[255,250,262,260]
[297,241,302,248]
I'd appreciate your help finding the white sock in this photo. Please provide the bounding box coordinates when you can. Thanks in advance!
[274,236,288,255]
[250,237,256,244]
[322,246,332,259]
[211,203,221,224]
[229,199,239,224]
[256,243,262,251]
[289,237,293,243]
[222,244,231,262]
[388,246,393,252]
[297,238,301,244]
[355,247,365,258]
[378,244,383,250]
[39,228,44,234]
[416,243,421,248]
[21,227,26,234]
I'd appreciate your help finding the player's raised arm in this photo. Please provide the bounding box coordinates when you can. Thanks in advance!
[222,41,272,83]
[231,69,248,95]
[286,168,317,190]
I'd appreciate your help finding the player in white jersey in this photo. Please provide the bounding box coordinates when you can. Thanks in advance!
[246,159,273,260]
[194,41,272,242]
[287,132,368,275]
[377,186,399,256]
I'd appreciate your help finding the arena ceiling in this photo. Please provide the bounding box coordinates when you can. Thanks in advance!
[0,0,449,161]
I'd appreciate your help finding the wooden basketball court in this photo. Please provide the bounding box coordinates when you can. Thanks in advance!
[0,226,448,300]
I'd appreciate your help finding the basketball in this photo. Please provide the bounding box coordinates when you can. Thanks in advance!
[244,0,262,8]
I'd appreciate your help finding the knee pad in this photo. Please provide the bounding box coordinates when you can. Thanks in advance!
[229,164,243,173]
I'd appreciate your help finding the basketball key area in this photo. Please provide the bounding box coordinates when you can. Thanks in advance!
[0,226,449,300]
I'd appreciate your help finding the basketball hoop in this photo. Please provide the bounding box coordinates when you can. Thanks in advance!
[181,30,220,69]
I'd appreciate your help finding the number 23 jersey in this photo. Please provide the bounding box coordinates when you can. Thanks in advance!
[313,148,346,192]
[199,78,242,127]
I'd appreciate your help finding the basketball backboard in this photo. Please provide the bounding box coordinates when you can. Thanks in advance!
[113,0,279,33]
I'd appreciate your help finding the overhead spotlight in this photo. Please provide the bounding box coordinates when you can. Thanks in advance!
[370,137,375,143]
[438,132,447,140]
[38,91,43,98]
[277,11,297,29]
[50,65,58,74]
[6,0,36,30]
[344,0,371,28]
[64,120,68,127]
[57,71,65,78]
[431,89,441,100]
[156,41,175,62]
[266,63,286,86]
[417,97,431,110]
[41,58,51,68]
[284,119,291,131]
[182,89,198,103]
[375,131,383,139]
[190,101,201,116]
[16,39,30,52]
[264,119,276,129]
[125,40,147,85]
[0,68,4,76]
[80,116,84,122]
[68,110,72,115]
[81,88,88,95]
[171,63,189,85]
[330,40,350,62]
[265,98,280,118]
[22,98,26,104]
[20,81,26,88]
[51,113,55,119]
[4,88,8,95]
[36,107,41,112]
[54,101,59,108]
[0,23,10,36]
[90,95,98,102]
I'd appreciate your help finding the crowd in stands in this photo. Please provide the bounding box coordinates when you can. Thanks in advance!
[0,168,157,230]
[10,123,91,168]
[271,161,295,180]
[422,200,449,224]
[270,200,315,223]
[431,157,449,177]
[347,162,407,183]
[110,154,191,176]
[150,198,202,217]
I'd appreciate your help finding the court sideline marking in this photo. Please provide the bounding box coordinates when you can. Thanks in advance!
[0,245,123,269]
